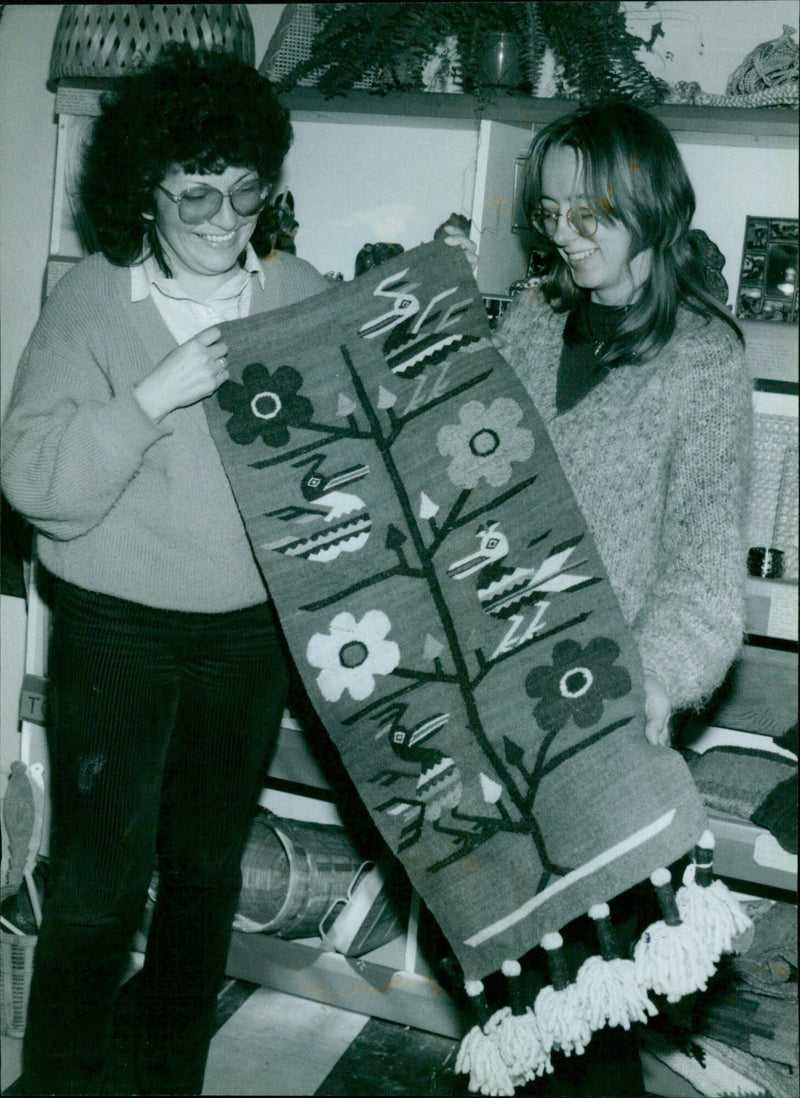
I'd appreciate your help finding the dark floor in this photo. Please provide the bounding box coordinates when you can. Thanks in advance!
[95,971,649,1096]
[101,974,471,1097]
[2,969,672,1096]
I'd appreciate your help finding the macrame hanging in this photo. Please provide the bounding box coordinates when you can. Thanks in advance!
[726,24,799,96]
[668,24,799,109]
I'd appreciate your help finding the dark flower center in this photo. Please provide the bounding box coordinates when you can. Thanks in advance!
[469,428,500,457]
[559,666,593,699]
[339,640,368,669]
[250,391,282,420]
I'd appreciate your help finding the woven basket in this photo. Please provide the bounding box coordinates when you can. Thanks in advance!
[259,3,377,90]
[667,80,799,109]
[727,24,799,96]
[49,4,254,82]
[234,809,367,939]
[1,887,38,1039]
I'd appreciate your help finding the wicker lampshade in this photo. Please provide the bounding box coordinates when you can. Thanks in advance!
[49,4,255,82]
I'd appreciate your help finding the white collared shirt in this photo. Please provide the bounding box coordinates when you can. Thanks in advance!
[130,243,266,344]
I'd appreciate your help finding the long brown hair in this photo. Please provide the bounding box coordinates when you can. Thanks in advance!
[523,102,742,366]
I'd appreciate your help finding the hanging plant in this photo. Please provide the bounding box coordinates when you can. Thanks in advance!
[275,1,669,106]
[538,1,668,104]
[275,3,459,95]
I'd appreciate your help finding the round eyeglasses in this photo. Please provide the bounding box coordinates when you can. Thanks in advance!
[530,205,600,240]
[157,179,268,225]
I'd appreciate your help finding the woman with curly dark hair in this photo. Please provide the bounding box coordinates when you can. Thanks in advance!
[1,43,328,1095]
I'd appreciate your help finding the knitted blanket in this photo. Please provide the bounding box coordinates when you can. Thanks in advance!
[205,241,708,984]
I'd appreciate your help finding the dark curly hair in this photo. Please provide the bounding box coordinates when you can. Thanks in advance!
[80,43,292,275]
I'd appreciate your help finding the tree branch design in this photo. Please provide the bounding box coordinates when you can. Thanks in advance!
[245,317,635,879]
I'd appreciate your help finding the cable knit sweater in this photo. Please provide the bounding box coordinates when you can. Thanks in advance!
[499,286,753,712]
[1,250,329,612]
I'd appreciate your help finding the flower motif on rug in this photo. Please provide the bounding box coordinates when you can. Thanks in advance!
[525,638,632,732]
[436,398,534,489]
[217,362,313,447]
[306,609,400,702]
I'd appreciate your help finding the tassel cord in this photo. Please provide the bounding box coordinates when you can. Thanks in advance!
[634,869,717,1003]
[456,981,517,1096]
[576,903,658,1031]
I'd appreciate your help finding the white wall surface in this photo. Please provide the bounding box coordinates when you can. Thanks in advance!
[0,4,63,816]
[278,115,479,279]
[624,0,799,95]
[1,2,798,809]
[677,140,798,297]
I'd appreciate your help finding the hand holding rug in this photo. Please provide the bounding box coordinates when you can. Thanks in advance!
[203,241,741,1092]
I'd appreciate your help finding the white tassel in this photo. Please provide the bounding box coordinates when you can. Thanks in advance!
[455,980,516,1096]
[634,868,717,1003]
[676,831,753,960]
[534,933,593,1057]
[490,959,552,1084]
[576,903,658,1030]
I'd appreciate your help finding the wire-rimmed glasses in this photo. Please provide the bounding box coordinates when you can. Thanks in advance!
[530,205,601,240]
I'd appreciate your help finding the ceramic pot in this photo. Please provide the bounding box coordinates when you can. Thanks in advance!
[476,32,524,89]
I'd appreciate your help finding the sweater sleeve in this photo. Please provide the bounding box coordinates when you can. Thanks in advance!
[263,249,331,306]
[632,318,753,711]
[0,267,168,541]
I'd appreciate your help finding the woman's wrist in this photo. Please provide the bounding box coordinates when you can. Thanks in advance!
[643,668,672,746]
[133,377,169,423]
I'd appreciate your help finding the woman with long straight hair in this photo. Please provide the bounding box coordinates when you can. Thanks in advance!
[498,101,752,748]
[445,103,752,1093]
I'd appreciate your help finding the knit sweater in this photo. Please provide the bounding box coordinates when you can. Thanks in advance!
[499,287,753,712]
[1,250,329,612]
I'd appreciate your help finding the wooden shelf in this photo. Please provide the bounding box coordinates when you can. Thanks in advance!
[225,929,468,1039]
[693,644,797,738]
[707,814,797,893]
[280,87,799,147]
[681,725,797,895]
[52,79,799,147]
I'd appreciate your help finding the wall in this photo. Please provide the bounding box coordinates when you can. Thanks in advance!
[0,5,63,816]
[277,115,479,280]
[1,2,798,809]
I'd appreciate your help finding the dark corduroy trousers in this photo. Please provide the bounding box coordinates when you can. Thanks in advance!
[20,575,290,1096]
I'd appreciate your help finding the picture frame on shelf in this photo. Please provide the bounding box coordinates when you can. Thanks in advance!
[736,216,798,324]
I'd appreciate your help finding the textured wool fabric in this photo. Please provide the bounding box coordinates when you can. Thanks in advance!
[0,250,328,612]
[204,241,708,982]
[499,286,753,712]
[685,746,797,822]
[641,1030,796,1098]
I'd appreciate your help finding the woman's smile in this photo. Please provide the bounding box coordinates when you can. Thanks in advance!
[539,145,649,306]
[564,246,599,264]
[194,228,239,246]
[150,164,263,292]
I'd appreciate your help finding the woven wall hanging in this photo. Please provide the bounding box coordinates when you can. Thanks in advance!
[204,242,750,1094]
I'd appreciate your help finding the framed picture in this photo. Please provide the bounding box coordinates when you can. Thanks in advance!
[736,217,798,324]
